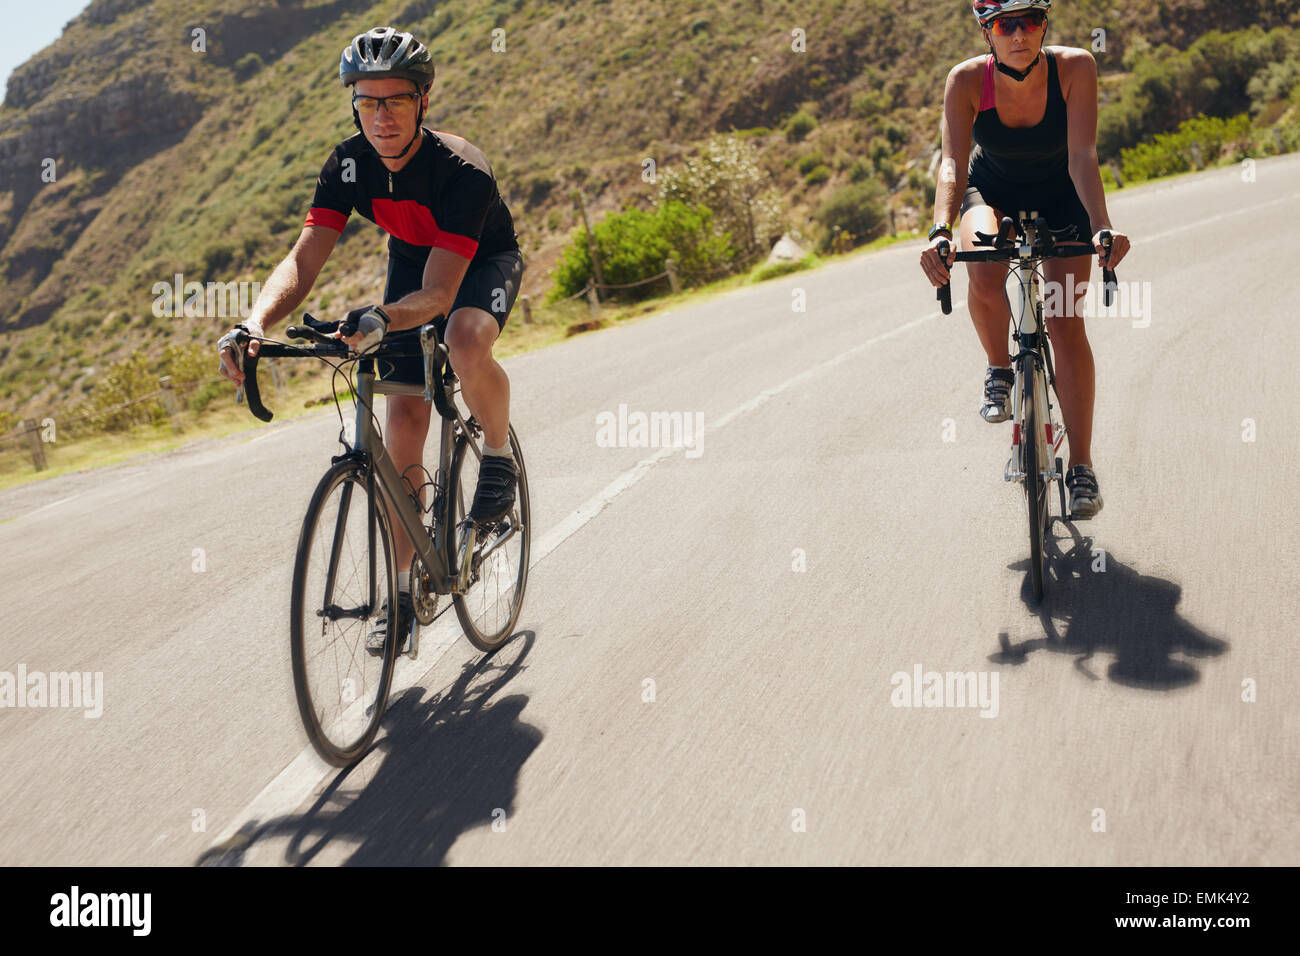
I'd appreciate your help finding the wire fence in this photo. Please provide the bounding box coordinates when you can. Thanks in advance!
[0,369,272,474]
[517,246,773,328]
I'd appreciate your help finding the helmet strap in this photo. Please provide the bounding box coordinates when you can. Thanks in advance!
[993,51,1040,82]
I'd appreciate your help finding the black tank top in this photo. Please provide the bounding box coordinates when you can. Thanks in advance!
[969,49,1069,186]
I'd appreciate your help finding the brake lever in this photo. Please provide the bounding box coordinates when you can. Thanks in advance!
[1098,230,1117,306]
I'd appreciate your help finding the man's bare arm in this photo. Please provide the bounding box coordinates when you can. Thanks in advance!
[218,225,339,384]
[247,225,340,332]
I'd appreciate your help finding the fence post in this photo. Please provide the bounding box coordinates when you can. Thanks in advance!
[664,258,681,295]
[574,190,604,301]
[20,420,47,472]
[585,279,600,318]
[888,209,897,237]
[158,376,183,434]
[1109,161,1125,188]
[267,359,283,391]
[1274,127,1285,155]
[520,294,533,324]
[1189,141,1203,170]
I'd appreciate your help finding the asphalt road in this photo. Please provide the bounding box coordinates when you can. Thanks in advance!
[2,154,1297,865]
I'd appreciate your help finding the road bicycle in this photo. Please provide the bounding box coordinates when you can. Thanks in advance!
[935,212,1116,602]
[232,316,530,766]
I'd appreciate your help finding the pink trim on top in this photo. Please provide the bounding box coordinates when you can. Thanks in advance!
[979,54,996,112]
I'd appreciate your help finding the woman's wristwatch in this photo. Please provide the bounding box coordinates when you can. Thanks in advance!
[928,222,953,241]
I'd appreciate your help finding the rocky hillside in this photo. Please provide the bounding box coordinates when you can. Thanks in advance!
[1,0,1296,418]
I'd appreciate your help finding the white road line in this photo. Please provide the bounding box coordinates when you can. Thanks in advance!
[1142,191,1300,243]
[11,494,82,521]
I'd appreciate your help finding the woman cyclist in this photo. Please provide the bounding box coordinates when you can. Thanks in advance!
[919,0,1130,517]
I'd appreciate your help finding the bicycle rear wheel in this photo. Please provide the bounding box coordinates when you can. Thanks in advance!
[1022,366,1050,602]
[448,423,530,652]
[290,458,399,766]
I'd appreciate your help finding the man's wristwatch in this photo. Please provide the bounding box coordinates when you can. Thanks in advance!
[928,222,953,242]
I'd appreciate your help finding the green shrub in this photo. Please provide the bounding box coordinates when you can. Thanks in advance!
[189,381,225,414]
[1098,25,1297,159]
[869,136,892,166]
[86,354,162,431]
[796,152,825,175]
[813,181,887,252]
[160,343,211,385]
[803,164,832,185]
[549,201,735,302]
[851,89,889,119]
[785,110,817,142]
[233,53,263,79]
[1120,112,1252,182]
[848,158,873,182]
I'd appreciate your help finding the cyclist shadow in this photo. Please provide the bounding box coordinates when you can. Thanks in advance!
[196,630,541,867]
[993,525,1227,689]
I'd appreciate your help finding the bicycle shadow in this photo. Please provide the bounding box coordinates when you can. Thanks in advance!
[196,630,542,866]
[992,525,1227,689]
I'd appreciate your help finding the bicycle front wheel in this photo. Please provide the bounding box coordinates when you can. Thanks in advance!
[290,458,399,766]
[1022,368,1050,602]
[448,423,531,652]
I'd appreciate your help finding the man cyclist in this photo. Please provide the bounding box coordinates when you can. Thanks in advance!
[918,0,1130,517]
[217,26,524,647]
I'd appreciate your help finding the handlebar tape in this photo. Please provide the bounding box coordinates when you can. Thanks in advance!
[937,238,953,315]
[242,345,273,422]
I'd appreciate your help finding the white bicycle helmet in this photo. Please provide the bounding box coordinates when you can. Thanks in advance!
[971,0,1052,27]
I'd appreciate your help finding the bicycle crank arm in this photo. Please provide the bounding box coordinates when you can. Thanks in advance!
[455,523,479,594]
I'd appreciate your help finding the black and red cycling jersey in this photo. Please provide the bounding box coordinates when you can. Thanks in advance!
[304,127,519,264]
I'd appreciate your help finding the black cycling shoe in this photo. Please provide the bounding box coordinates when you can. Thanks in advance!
[981,366,1015,423]
[1066,464,1104,519]
[366,591,415,656]
[470,454,517,523]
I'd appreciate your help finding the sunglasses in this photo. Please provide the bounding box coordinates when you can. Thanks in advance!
[988,12,1046,36]
[352,92,421,119]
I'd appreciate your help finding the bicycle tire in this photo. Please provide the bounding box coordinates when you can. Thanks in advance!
[290,458,399,766]
[448,423,531,652]
[1023,369,1047,602]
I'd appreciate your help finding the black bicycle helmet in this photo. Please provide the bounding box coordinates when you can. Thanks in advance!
[339,28,434,159]
[339,27,435,89]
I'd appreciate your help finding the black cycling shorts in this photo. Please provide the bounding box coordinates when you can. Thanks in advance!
[377,248,524,384]
[961,176,1092,251]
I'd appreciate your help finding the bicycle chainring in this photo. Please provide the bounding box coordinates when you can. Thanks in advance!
[409,555,439,625]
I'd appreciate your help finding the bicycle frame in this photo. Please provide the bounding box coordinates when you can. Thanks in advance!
[1000,216,1066,489]
[348,355,460,594]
